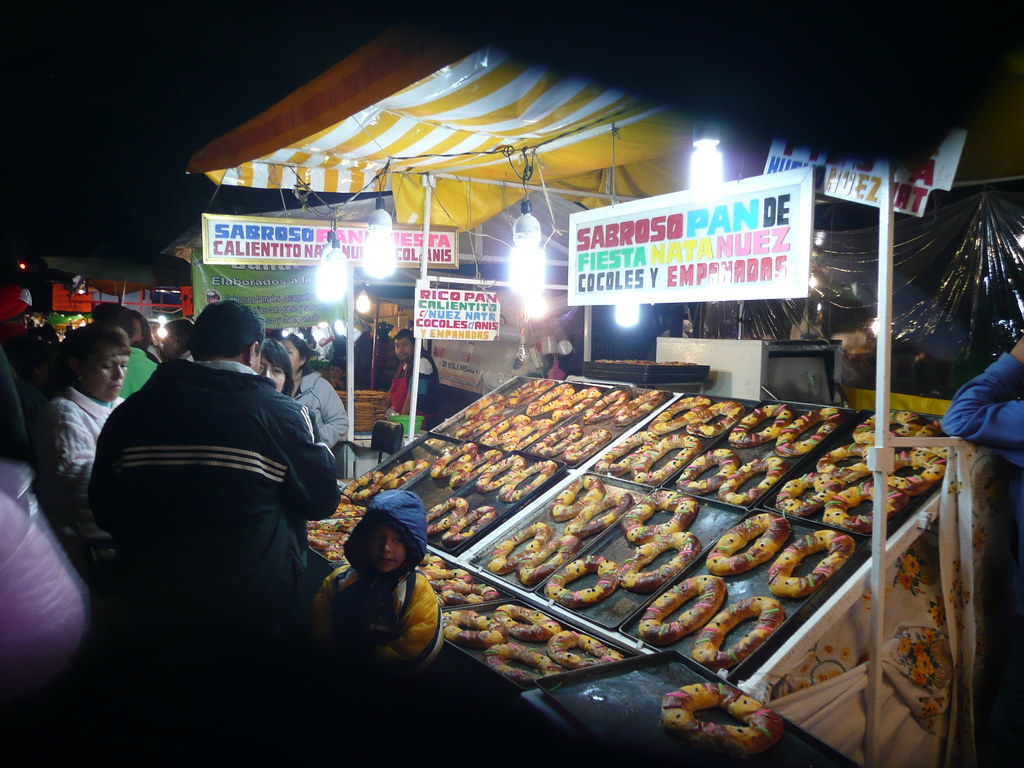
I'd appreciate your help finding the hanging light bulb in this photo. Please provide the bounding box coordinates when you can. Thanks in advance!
[509,199,544,294]
[615,302,640,328]
[363,197,396,279]
[316,230,347,303]
[524,292,548,319]
[356,288,372,314]
[690,122,723,197]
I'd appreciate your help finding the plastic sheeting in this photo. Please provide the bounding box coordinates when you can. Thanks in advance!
[688,191,1024,400]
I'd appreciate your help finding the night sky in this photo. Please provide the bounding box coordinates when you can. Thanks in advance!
[2,4,1018,280]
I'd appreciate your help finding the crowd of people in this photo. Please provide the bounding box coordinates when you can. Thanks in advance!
[0,292,483,758]
[8,283,1023,760]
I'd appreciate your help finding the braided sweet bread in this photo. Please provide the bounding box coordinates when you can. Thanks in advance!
[662,683,784,756]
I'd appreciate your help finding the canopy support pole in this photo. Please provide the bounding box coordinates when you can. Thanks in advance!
[345,262,355,446]
[866,163,895,768]
[584,305,593,363]
[406,174,433,444]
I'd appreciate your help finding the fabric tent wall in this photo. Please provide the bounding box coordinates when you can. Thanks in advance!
[690,190,1024,402]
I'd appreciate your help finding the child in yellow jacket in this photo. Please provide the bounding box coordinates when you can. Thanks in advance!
[312,490,442,670]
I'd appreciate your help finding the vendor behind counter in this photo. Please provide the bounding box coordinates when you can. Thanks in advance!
[388,328,440,430]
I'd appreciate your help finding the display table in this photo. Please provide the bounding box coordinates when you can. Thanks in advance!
[429,445,999,768]
[324,377,999,766]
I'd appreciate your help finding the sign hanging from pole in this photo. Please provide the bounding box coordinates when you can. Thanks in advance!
[413,281,500,340]
[568,168,815,306]
[191,257,342,327]
[201,213,459,268]
[762,128,966,217]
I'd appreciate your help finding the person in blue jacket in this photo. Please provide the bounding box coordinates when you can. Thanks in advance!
[942,335,1024,766]
[312,490,442,671]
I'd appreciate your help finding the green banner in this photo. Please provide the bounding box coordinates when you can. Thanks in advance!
[191,257,345,328]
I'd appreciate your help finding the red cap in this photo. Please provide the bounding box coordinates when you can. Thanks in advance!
[0,284,31,321]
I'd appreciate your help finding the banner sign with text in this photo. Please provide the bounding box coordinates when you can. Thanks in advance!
[413,281,500,341]
[568,168,814,306]
[762,129,966,217]
[51,285,94,313]
[191,258,341,328]
[201,213,459,268]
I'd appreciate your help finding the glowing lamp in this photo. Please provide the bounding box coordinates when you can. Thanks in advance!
[315,231,347,304]
[363,198,396,279]
[615,302,640,328]
[509,199,545,294]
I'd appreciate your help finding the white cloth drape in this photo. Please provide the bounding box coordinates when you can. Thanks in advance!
[745,444,1006,767]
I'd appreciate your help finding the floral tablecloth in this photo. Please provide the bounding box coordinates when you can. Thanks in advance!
[748,443,1008,767]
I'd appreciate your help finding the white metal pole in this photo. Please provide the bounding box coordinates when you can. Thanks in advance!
[406,174,433,445]
[865,162,895,767]
[584,305,593,363]
[345,262,355,445]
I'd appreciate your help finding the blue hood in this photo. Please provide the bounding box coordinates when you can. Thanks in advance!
[344,490,428,575]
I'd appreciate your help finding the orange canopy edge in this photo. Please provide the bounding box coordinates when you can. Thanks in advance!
[187,29,476,176]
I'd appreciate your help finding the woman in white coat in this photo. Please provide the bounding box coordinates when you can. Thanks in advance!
[34,323,130,578]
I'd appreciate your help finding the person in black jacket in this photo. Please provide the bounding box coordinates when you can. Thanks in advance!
[89,300,339,641]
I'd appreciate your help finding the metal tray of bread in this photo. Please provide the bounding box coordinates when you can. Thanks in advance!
[421,550,515,607]
[758,408,947,537]
[410,439,567,556]
[534,650,857,766]
[440,598,636,690]
[470,381,621,455]
[584,394,769,486]
[339,433,454,505]
[432,377,561,441]
[525,387,676,468]
[467,473,649,592]
[619,511,867,683]
[530,494,751,630]
[665,401,856,507]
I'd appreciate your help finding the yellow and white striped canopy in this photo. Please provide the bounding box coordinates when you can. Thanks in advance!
[190,30,1024,232]
[188,29,705,231]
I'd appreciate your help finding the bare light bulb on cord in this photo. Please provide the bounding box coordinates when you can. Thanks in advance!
[315,230,347,304]
[690,122,723,199]
[363,197,396,279]
[524,292,548,319]
[356,289,371,314]
[615,302,640,328]
[509,199,544,294]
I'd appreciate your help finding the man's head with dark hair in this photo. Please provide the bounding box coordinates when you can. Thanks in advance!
[190,300,265,362]
[4,333,55,386]
[160,318,194,361]
[91,303,137,339]
[128,309,154,349]
[393,327,416,364]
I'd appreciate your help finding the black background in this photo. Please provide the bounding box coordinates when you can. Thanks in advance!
[2,2,1019,274]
